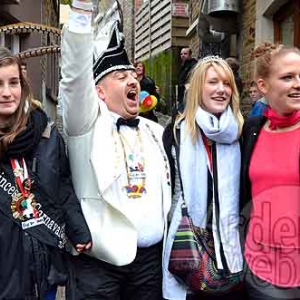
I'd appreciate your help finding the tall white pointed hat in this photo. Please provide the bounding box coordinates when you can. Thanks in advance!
[93,1,134,84]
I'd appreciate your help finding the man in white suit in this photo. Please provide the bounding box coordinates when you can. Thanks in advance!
[59,0,171,299]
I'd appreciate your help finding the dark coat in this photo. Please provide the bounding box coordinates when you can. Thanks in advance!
[239,116,267,245]
[233,72,243,96]
[240,116,267,210]
[0,122,91,298]
[162,122,176,195]
[140,75,159,100]
[178,58,197,103]
[139,75,159,122]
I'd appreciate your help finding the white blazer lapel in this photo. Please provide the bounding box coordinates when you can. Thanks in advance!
[140,122,171,219]
[90,102,122,195]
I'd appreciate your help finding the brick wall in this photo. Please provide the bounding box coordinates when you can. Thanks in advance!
[190,0,200,23]
[239,0,256,115]
[190,34,200,58]
[240,0,256,94]
[121,0,135,61]
[189,0,200,57]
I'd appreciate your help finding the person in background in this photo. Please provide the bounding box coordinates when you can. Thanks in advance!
[225,57,243,96]
[248,80,261,103]
[248,80,267,116]
[178,47,197,105]
[134,61,159,122]
[59,0,171,299]
[20,60,28,77]
[0,46,91,299]
[163,56,244,300]
[241,42,300,300]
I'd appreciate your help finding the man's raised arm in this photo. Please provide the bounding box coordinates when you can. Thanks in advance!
[59,0,99,136]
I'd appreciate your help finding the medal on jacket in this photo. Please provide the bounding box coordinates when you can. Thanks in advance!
[10,158,40,224]
[125,163,147,198]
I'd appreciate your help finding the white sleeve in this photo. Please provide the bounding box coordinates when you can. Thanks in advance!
[59,9,99,136]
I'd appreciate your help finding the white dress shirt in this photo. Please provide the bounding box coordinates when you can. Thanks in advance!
[110,113,164,247]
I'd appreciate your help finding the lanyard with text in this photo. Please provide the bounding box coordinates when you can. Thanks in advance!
[11,158,32,198]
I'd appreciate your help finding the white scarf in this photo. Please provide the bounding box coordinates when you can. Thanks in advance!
[179,106,243,272]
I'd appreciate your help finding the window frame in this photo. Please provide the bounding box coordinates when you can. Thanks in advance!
[273,0,300,47]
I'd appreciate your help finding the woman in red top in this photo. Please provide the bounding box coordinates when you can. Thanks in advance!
[241,42,300,299]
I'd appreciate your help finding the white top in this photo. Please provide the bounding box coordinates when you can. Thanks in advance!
[109,113,164,247]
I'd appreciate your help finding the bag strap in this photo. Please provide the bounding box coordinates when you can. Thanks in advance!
[174,124,236,273]
[174,124,185,202]
[174,125,212,221]
[211,142,230,273]
[200,133,214,227]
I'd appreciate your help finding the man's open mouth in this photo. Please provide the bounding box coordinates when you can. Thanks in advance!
[127,90,137,100]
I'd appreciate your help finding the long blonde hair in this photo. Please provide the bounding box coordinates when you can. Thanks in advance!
[0,47,32,153]
[175,57,244,143]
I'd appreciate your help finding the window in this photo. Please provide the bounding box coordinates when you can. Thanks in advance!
[273,0,300,47]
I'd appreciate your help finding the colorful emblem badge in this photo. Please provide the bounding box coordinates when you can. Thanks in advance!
[11,192,39,221]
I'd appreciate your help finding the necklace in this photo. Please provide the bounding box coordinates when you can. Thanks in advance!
[116,128,147,198]
[118,131,138,158]
[113,124,171,199]
[144,124,171,187]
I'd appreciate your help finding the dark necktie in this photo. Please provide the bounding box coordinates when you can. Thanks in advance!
[116,117,140,131]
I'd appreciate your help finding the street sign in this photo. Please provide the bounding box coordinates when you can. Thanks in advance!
[172,3,189,18]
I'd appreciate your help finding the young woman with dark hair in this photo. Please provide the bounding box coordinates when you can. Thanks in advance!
[134,61,159,122]
[0,46,91,299]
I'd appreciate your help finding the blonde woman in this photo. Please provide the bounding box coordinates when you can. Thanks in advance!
[163,56,244,300]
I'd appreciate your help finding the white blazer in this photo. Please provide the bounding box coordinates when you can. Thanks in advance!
[60,22,171,266]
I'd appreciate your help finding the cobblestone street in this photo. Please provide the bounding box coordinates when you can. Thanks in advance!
[157,111,171,128]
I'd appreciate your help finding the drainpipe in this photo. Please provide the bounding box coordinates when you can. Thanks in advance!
[198,12,225,43]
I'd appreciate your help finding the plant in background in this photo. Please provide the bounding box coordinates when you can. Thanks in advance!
[60,0,72,5]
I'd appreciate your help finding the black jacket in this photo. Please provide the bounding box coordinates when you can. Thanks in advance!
[239,116,268,245]
[139,75,159,122]
[233,72,243,96]
[178,58,197,103]
[0,118,91,298]
[240,116,267,210]
[140,75,159,100]
[162,122,176,195]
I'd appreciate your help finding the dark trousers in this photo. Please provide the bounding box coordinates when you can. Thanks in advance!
[67,242,163,300]
[244,265,300,300]
[186,286,246,300]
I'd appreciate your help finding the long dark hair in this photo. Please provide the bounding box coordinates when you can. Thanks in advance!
[0,47,32,153]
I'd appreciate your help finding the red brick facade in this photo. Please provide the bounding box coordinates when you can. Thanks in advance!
[240,0,256,92]
[189,0,200,57]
